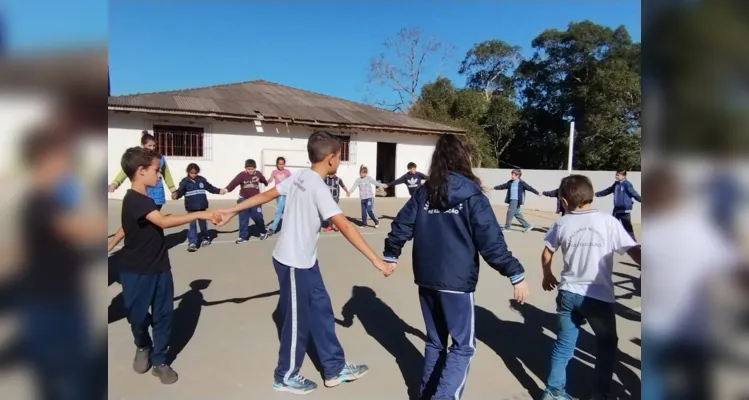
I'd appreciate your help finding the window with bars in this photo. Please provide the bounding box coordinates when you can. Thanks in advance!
[152,125,210,159]
[336,135,352,162]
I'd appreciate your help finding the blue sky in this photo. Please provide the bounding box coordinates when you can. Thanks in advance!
[105,1,640,103]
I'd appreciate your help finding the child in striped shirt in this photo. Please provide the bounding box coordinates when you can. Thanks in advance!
[349,165,384,228]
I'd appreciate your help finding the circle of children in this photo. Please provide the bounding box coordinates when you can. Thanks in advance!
[107,130,642,399]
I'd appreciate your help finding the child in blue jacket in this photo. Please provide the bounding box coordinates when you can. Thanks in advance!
[595,170,642,241]
[174,163,226,251]
[382,134,529,400]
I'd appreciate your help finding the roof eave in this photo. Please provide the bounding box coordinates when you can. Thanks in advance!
[107,105,466,135]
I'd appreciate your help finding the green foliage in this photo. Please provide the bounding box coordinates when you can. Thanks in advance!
[405,21,641,170]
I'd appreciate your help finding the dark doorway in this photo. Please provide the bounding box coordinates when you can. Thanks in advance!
[376,142,396,197]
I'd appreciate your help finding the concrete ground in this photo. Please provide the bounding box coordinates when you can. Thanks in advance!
[106,197,642,400]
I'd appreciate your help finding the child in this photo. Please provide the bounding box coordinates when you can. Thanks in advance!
[224,159,269,242]
[594,170,642,241]
[487,169,540,232]
[268,156,292,236]
[540,174,641,400]
[542,176,570,217]
[173,163,226,252]
[349,165,384,228]
[382,134,528,400]
[107,147,217,385]
[214,131,394,395]
[384,162,428,196]
[109,130,177,210]
[324,173,350,231]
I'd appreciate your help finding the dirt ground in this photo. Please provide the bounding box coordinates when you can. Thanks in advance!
[97,197,641,400]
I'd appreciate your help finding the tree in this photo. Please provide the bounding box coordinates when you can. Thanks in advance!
[459,40,522,101]
[512,21,642,170]
[410,78,496,168]
[367,28,452,113]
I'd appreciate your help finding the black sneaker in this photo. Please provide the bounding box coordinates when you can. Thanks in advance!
[133,347,151,374]
[200,239,211,247]
[259,232,269,240]
[152,364,179,384]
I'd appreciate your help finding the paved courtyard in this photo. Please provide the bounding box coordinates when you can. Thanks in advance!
[106,197,641,400]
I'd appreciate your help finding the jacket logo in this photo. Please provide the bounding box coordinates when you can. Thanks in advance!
[199,182,204,188]
[424,201,463,214]
[407,177,419,187]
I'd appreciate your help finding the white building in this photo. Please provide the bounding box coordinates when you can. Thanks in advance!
[108,80,462,200]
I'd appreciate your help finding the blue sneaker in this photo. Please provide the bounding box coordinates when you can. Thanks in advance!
[324,363,369,388]
[541,388,576,400]
[235,238,247,244]
[272,375,317,395]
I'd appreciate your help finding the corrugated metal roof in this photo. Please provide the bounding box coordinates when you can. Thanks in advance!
[108,80,464,134]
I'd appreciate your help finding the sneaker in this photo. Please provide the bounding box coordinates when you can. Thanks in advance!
[259,232,269,240]
[187,243,198,252]
[324,226,333,232]
[235,238,247,244]
[200,239,211,247]
[324,363,369,387]
[132,347,151,374]
[267,229,275,237]
[374,223,379,229]
[152,364,179,384]
[524,225,534,233]
[541,388,576,400]
[272,375,318,395]
[501,227,512,232]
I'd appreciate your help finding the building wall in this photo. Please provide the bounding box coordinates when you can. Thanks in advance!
[474,168,642,223]
[107,111,437,201]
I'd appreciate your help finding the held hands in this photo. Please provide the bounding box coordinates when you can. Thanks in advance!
[108,183,118,193]
[374,259,396,277]
[542,273,559,291]
[171,191,179,200]
[213,209,238,227]
[513,281,529,304]
[219,188,228,195]
[346,191,351,197]
[382,184,388,189]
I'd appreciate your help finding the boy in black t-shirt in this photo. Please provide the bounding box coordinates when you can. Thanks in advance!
[107,147,217,384]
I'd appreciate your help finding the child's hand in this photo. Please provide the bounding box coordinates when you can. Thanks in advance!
[171,192,178,200]
[108,183,117,193]
[373,259,395,277]
[346,192,350,197]
[513,281,529,304]
[542,274,559,291]
[382,184,388,189]
[219,188,227,195]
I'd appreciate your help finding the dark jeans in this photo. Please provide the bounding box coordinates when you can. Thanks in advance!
[505,199,530,229]
[419,287,476,400]
[187,209,208,245]
[237,198,266,239]
[273,259,345,382]
[120,270,174,366]
[360,198,378,226]
[546,290,617,397]
[20,299,89,400]
[614,212,636,241]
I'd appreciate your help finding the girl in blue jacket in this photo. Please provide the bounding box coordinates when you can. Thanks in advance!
[383,134,529,400]
[174,163,226,251]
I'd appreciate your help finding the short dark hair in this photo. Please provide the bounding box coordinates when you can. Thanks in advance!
[307,131,341,163]
[186,163,200,173]
[22,125,68,164]
[512,168,522,177]
[121,146,161,179]
[616,170,627,176]
[407,162,417,169]
[559,174,594,209]
[245,159,256,168]
[276,156,286,165]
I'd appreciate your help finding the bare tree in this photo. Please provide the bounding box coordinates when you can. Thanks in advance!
[367,28,452,113]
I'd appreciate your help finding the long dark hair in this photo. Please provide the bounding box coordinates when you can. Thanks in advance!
[426,134,481,209]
